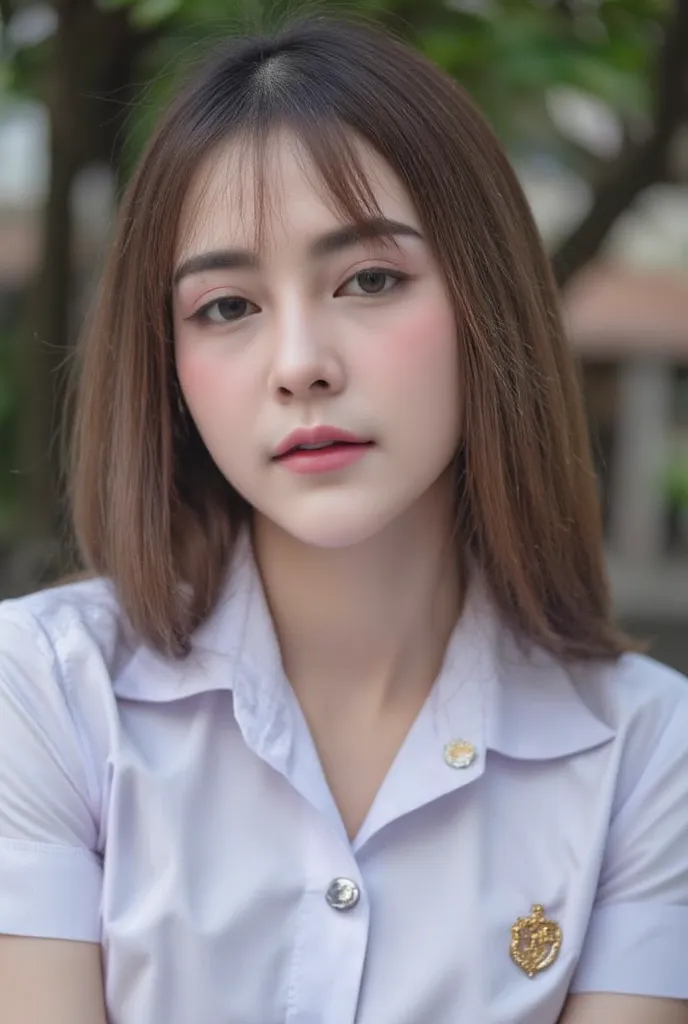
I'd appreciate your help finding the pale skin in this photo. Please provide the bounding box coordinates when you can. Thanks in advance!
[1,131,686,1024]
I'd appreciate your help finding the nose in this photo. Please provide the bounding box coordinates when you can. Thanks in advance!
[268,305,346,404]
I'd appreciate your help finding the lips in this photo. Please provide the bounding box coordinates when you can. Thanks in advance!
[273,426,372,460]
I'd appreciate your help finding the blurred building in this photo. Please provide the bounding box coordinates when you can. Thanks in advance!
[564,266,688,612]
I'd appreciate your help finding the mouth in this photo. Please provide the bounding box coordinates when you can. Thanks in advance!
[276,439,374,458]
[272,426,373,461]
[272,435,375,475]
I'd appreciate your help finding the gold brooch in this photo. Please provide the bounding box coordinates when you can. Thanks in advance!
[443,739,477,769]
[510,904,562,978]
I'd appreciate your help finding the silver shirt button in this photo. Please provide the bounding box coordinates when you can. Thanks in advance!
[325,877,360,911]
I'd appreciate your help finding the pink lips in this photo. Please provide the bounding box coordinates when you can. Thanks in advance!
[273,426,373,475]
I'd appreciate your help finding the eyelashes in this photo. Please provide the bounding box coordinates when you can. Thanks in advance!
[186,268,411,327]
[190,296,258,325]
[341,268,408,298]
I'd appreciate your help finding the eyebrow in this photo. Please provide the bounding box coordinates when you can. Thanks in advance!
[173,217,424,286]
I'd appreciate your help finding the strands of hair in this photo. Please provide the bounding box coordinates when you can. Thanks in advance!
[65,16,638,661]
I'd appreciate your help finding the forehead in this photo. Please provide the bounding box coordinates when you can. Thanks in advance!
[175,129,419,258]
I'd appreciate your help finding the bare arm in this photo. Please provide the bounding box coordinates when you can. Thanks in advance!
[0,935,108,1024]
[560,993,688,1024]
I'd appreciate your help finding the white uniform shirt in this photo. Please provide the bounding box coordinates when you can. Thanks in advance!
[1,537,687,1023]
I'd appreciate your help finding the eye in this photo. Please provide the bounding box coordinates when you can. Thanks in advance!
[338,269,408,297]
[189,296,259,325]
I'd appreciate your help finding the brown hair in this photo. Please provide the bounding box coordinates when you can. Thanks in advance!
[67,14,634,661]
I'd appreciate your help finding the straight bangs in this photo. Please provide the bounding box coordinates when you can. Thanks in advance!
[67,16,637,660]
[183,122,389,291]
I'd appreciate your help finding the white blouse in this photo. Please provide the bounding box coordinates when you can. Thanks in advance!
[0,537,687,1023]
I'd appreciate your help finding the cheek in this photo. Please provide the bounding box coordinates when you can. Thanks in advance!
[361,300,459,404]
[175,345,252,439]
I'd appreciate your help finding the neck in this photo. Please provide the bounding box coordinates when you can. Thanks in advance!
[252,475,464,711]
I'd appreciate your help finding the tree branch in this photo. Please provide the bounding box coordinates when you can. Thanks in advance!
[0,0,14,36]
[552,0,688,289]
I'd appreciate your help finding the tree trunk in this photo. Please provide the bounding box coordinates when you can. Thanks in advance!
[13,0,139,589]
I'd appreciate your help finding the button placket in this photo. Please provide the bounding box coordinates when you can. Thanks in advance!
[285,822,369,1024]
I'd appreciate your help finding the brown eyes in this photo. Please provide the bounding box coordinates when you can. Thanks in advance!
[341,269,405,296]
[197,297,258,324]
[188,269,409,326]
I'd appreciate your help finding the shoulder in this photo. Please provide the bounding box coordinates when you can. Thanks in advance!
[0,573,133,683]
[0,575,131,665]
[0,576,137,771]
[571,650,688,754]
[569,651,688,803]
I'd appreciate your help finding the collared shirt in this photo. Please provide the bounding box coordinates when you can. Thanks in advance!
[0,537,687,1023]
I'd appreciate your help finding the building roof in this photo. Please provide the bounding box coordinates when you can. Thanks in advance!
[562,264,688,359]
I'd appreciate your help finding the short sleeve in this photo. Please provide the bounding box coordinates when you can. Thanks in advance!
[570,702,688,999]
[0,606,102,941]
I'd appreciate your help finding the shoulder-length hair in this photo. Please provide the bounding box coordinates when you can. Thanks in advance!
[67,14,634,661]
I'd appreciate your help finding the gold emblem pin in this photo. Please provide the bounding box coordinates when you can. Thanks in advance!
[510,904,562,978]
[443,739,476,769]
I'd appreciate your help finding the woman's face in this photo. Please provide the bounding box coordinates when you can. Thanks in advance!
[172,131,461,549]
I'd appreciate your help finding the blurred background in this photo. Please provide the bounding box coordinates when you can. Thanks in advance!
[0,0,687,669]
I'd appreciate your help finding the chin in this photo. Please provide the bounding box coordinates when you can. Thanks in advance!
[262,500,408,551]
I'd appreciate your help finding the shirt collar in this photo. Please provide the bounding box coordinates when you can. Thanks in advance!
[114,535,615,762]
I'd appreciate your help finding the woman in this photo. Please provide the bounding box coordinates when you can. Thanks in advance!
[0,16,686,1024]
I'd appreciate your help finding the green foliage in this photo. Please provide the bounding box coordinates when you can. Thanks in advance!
[99,0,669,186]
[666,459,688,508]
[415,0,660,143]
[2,0,668,160]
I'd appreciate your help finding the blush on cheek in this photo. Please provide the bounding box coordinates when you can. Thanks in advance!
[175,339,227,399]
[175,347,255,453]
[364,304,457,383]
[175,358,207,409]
[175,366,228,438]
